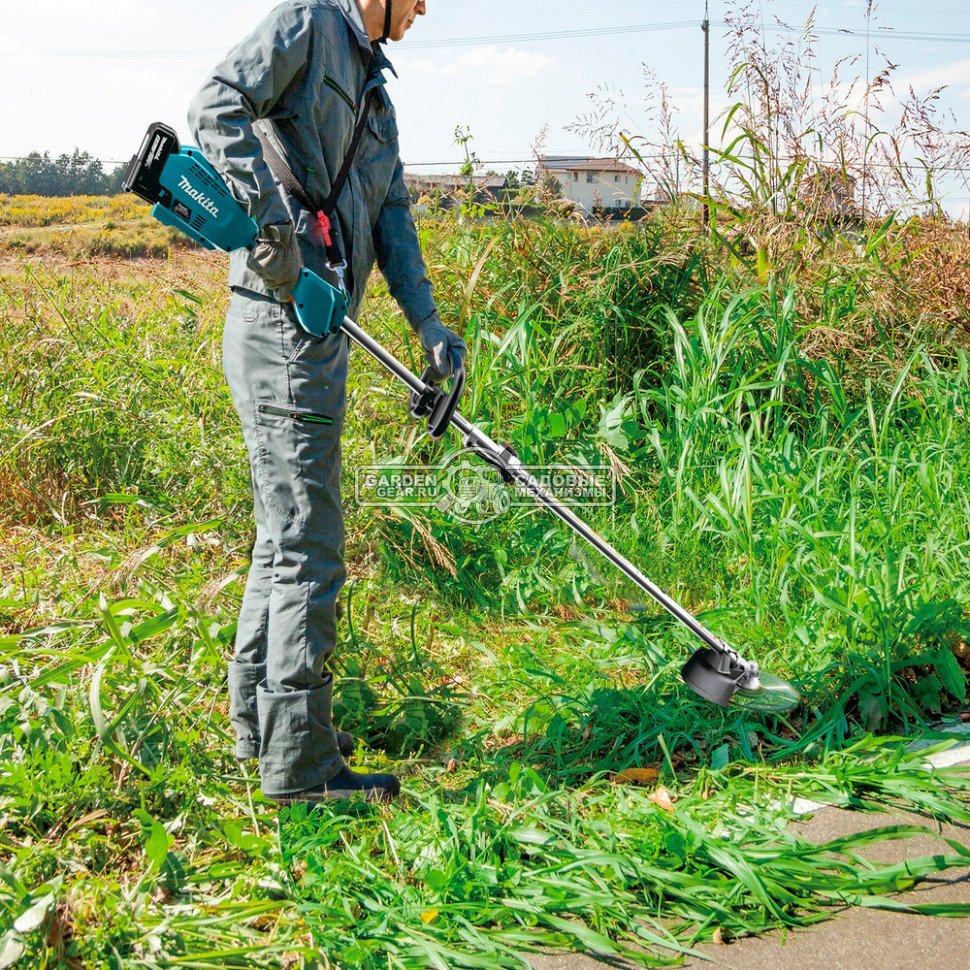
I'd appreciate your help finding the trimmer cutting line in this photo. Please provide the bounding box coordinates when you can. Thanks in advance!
[124,122,800,715]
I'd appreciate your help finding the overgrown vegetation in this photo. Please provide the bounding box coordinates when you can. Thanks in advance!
[1,5,969,962]
[0,194,967,966]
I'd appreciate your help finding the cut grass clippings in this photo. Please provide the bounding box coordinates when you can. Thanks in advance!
[278,740,969,969]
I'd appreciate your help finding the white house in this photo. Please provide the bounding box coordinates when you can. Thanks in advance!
[539,156,642,212]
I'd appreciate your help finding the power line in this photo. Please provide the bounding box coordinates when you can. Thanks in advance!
[752,23,970,44]
[17,19,970,60]
[409,20,701,49]
[21,21,696,59]
[1,151,966,175]
[0,154,130,166]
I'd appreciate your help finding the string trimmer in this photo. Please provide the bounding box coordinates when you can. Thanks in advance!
[124,122,800,714]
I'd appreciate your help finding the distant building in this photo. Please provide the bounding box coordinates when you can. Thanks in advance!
[538,156,642,212]
[404,172,508,208]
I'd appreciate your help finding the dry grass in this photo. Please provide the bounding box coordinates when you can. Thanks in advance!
[0,194,198,258]
[890,219,970,333]
[0,193,149,228]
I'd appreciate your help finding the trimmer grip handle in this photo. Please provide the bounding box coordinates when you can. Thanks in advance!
[427,360,466,440]
[409,359,466,440]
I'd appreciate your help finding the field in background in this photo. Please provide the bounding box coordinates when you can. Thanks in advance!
[0,195,192,258]
[0,196,968,967]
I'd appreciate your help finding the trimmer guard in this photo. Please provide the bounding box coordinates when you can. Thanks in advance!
[682,646,800,712]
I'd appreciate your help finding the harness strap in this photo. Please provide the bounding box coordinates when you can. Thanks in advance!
[255,88,376,270]
[382,0,393,43]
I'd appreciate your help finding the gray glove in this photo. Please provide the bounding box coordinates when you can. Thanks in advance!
[418,315,467,382]
[247,221,302,301]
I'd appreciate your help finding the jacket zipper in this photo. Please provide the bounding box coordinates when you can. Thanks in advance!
[323,75,357,114]
[258,404,334,426]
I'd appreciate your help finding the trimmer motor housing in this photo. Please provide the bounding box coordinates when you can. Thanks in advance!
[124,122,348,337]
[123,122,258,252]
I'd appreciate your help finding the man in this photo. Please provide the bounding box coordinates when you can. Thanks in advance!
[187,0,466,804]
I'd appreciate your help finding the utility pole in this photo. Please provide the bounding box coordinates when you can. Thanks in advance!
[702,0,711,227]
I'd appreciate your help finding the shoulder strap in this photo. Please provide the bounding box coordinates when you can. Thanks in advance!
[321,88,376,214]
[254,90,376,265]
[255,124,316,214]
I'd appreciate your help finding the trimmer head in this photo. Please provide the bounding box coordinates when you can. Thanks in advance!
[681,646,800,713]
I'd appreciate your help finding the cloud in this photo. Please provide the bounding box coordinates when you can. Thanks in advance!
[402,46,557,86]
[24,0,159,23]
[897,58,970,100]
[0,32,38,56]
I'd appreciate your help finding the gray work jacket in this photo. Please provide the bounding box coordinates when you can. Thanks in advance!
[187,0,437,327]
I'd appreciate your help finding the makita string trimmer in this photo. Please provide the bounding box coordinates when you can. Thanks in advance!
[124,122,800,714]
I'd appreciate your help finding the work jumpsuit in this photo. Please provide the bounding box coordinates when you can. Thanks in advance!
[187,0,440,796]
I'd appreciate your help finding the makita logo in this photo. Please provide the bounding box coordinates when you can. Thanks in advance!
[178,175,220,218]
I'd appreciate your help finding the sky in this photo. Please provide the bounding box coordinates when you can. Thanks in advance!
[1,0,968,216]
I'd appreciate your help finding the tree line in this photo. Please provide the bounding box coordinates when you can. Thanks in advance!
[0,149,127,196]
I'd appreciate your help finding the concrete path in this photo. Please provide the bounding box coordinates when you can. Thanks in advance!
[530,730,970,970]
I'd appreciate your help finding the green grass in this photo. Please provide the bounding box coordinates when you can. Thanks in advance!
[0,212,968,967]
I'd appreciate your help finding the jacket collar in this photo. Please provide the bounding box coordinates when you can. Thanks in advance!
[334,1,398,77]
[335,0,373,56]
[371,41,398,78]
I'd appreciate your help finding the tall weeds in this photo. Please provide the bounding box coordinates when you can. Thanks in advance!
[0,131,968,963]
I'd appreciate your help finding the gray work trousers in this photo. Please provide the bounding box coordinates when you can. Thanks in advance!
[222,288,347,796]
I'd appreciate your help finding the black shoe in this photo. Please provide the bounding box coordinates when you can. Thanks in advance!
[266,765,401,804]
[236,730,355,762]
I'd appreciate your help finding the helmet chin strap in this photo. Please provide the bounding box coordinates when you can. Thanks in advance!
[381,0,393,42]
